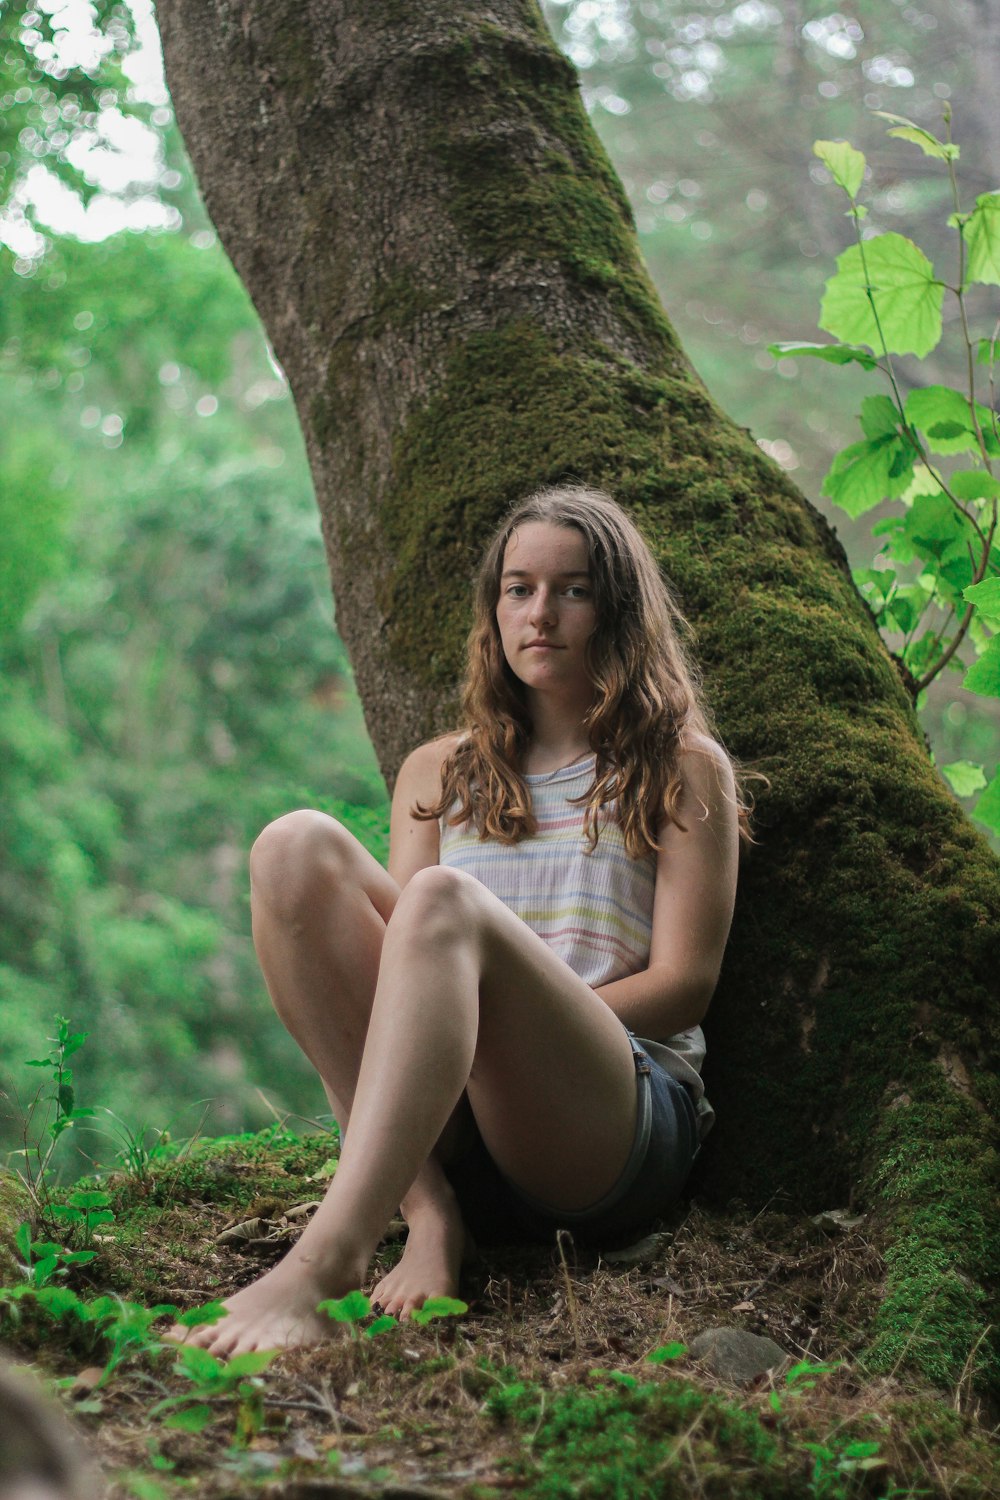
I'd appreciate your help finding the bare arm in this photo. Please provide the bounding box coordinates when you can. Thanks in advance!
[595,737,740,1038]
[388,734,462,888]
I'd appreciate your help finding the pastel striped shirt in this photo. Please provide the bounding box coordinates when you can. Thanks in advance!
[438,755,714,1137]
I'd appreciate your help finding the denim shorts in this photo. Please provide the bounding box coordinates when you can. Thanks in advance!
[441,1033,700,1249]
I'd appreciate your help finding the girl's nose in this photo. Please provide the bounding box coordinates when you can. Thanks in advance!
[529,589,557,626]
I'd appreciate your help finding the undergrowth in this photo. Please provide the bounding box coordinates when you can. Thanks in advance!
[1,1022,998,1498]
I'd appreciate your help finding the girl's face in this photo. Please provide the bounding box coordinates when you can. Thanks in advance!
[495,522,598,704]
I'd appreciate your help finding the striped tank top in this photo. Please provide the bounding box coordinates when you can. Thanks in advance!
[438,754,714,1138]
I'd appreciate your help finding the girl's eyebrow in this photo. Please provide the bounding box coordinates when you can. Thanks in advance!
[501,568,591,579]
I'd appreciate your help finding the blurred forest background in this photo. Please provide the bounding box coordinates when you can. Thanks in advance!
[1,0,997,1167]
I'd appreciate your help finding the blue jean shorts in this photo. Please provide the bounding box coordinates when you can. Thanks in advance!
[441,1033,700,1249]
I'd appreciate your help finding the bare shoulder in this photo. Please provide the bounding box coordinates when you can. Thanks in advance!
[676,731,738,815]
[393,732,465,807]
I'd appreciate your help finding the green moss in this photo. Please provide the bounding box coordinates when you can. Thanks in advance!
[107,1127,339,1224]
[861,1090,1000,1391]
[491,1372,786,1498]
[0,1169,32,1283]
[398,27,681,360]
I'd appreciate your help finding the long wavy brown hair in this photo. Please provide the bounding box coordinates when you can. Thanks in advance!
[415,486,748,857]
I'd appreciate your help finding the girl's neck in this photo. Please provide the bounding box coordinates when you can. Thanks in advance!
[522,698,593,777]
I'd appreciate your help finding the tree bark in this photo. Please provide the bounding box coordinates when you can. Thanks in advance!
[155,0,1000,1392]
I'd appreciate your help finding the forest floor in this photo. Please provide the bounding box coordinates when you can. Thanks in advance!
[1,1127,998,1500]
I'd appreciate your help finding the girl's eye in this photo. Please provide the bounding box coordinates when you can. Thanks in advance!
[566,586,591,599]
[506,584,529,598]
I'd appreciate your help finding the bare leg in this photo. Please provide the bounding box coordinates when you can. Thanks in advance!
[171,813,470,1345]
[179,858,638,1356]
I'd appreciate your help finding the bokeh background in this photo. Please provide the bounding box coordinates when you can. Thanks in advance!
[1,0,997,1166]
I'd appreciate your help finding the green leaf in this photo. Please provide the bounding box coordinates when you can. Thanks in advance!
[60,1250,97,1266]
[164,1404,214,1433]
[766,341,878,370]
[976,336,999,366]
[69,1190,112,1210]
[221,1349,279,1378]
[964,579,1000,617]
[409,1295,469,1325]
[32,1256,60,1286]
[821,434,914,518]
[813,140,865,198]
[963,636,1000,697]
[885,588,922,634]
[942,761,987,797]
[60,1031,90,1059]
[973,773,1000,833]
[176,1300,227,1328]
[859,394,900,440]
[905,491,964,549]
[317,1289,371,1324]
[50,1205,84,1224]
[873,112,959,161]
[904,386,994,455]
[646,1341,687,1363]
[174,1344,226,1384]
[899,464,943,506]
[33,1286,83,1318]
[121,1474,172,1500]
[965,193,1000,286]
[365,1314,398,1339]
[820,234,943,357]
[951,471,1000,502]
[14,1222,31,1261]
[785,1358,840,1387]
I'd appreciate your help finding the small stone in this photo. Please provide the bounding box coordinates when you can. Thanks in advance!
[811,1209,866,1234]
[688,1326,788,1384]
[600,1232,669,1267]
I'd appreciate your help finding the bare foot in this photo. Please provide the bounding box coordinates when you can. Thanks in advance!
[369,1209,474,1321]
[166,1247,368,1359]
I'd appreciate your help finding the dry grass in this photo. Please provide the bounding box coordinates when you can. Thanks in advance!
[3,1134,998,1499]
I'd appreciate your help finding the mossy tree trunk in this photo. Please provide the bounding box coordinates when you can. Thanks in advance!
[155,0,1000,1391]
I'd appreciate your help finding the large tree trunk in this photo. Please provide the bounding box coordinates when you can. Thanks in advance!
[155,0,1000,1392]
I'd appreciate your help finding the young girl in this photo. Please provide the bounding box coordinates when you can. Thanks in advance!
[176,486,741,1356]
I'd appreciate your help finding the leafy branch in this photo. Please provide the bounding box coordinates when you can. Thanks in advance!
[770,114,1000,834]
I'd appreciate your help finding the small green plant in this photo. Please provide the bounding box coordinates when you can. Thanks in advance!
[770,113,1000,832]
[50,1188,115,1249]
[317,1288,394,1340]
[14,1016,97,1194]
[409,1294,468,1327]
[645,1340,687,1365]
[801,1436,887,1499]
[150,1343,279,1443]
[91,1108,174,1180]
[316,1289,467,1340]
[0,1277,182,1388]
[13,1221,96,1288]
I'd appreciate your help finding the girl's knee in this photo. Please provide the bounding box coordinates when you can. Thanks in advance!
[249,810,357,920]
[389,865,483,947]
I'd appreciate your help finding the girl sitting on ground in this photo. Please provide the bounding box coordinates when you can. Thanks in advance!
[174,485,742,1356]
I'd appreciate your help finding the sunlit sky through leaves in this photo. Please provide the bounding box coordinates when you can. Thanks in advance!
[1,0,174,257]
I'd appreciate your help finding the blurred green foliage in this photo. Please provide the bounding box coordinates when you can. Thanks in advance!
[0,225,388,1161]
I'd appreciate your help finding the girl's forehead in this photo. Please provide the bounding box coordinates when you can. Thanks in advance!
[502,522,590,569]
